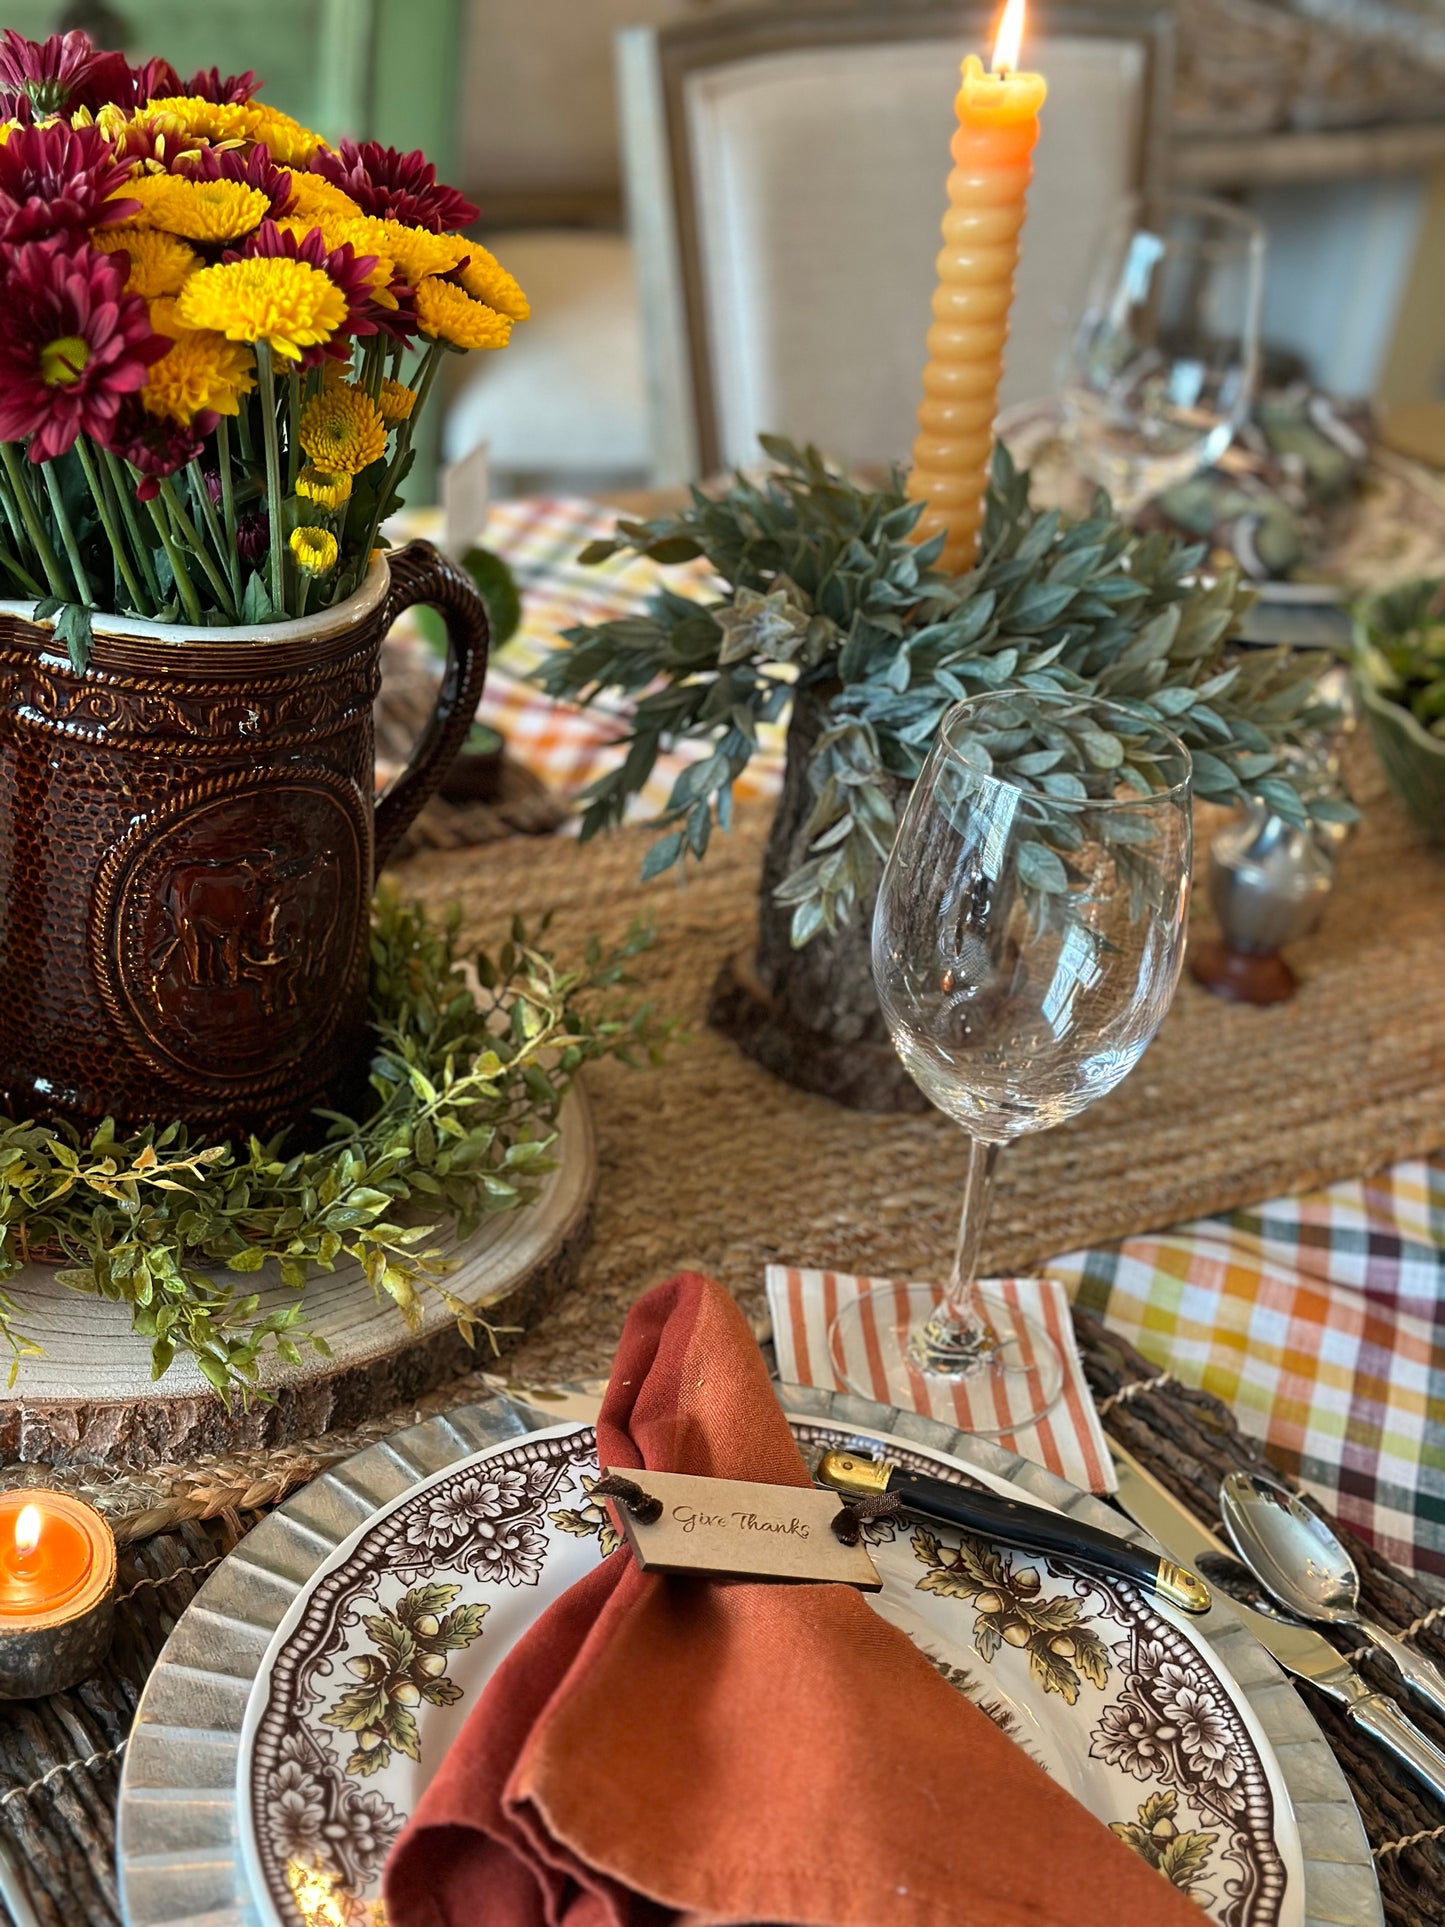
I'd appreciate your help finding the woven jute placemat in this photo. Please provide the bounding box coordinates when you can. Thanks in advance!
[4,1320,1443,1927]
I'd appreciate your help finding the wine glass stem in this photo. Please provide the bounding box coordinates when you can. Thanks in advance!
[916,1137,1001,1369]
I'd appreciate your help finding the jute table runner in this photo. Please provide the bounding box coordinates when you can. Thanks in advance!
[393,746,1445,1391]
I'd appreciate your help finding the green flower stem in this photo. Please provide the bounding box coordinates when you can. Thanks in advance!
[215,418,241,603]
[295,572,313,619]
[0,443,67,600]
[140,485,202,626]
[0,470,33,574]
[362,335,386,402]
[357,339,444,569]
[254,341,287,615]
[100,448,162,604]
[237,390,257,465]
[184,461,238,612]
[161,477,236,619]
[0,542,43,599]
[40,463,93,607]
[74,439,148,616]
[287,369,301,490]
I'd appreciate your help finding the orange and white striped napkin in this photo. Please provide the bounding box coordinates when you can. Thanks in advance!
[765,1266,1117,1494]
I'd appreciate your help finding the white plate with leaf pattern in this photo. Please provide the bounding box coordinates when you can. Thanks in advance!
[116,1387,1378,1927]
[231,1416,1311,1927]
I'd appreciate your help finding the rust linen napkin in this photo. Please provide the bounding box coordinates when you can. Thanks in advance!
[384,1273,1203,1927]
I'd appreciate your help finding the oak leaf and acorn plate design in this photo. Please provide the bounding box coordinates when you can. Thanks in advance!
[238,1420,1303,1927]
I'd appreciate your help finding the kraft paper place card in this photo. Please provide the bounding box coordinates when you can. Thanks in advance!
[602,1468,881,1590]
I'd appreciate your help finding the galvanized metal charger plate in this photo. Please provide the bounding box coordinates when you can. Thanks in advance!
[115,1386,1379,1927]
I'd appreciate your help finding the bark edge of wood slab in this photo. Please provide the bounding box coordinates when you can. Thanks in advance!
[707,949,928,1113]
[0,1089,596,1468]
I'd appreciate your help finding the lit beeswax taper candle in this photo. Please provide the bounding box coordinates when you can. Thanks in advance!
[907,0,1047,572]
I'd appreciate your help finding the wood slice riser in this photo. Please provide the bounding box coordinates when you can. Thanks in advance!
[0,1089,596,1469]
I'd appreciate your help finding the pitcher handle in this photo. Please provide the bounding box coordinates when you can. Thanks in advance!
[372,540,492,873]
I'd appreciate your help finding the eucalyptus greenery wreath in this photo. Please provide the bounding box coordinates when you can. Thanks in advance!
[541,440,1350,944]
[0,898,665,1394]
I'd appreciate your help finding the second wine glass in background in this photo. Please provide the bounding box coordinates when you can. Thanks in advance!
[1060,194,1266,518]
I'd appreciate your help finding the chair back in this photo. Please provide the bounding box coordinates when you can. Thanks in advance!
[619,4,1174,480]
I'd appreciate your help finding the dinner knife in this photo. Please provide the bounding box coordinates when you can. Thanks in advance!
[1109,1441,1445,1806]
[815,1448,1212,1614]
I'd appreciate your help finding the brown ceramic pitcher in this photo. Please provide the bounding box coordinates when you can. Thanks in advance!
[0,540,490,1142]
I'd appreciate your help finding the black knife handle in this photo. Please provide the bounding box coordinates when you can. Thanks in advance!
[893,1470,1210,1614]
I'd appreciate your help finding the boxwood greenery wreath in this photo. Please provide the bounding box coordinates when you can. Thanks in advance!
[0,897,665,1395]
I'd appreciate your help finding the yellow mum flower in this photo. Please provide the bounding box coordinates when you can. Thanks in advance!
[274,216,397,308]
[290,526,339,576]
[177,257,347,361]
[415,277,512,350]
[134,96,256,148]
[110,172,181,223]
[455,240,529,322]
[296,465,352,510]
[141,175,270,243]
[377,379,416,425]
[142,328,256,424]
[146,296,185,338]
[321,214,462,287]
[93,227,200,299]
[298,384,388,474]
[245,104,322,167]
[280,169,361,222]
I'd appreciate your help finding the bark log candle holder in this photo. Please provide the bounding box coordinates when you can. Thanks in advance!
[707,688,926,1112]
[0,1490,116,1699]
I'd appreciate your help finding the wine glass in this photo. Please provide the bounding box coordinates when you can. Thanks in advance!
[1060,194,1265,517]
[828,692,1193,1429]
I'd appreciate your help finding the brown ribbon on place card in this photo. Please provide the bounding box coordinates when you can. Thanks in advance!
[600,1467,883,1589]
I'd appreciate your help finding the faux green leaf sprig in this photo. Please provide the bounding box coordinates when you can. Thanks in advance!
[540,439,1350,945]
[0,897,666,1393]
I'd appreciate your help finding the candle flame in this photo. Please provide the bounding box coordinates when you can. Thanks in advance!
[14,1505,40,1557]
[991,0,1027,74]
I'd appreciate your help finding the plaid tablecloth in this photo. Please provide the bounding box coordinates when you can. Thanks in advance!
[469,494,1445,1583]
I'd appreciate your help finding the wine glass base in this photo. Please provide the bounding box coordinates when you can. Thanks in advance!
[827,1284,1066,1435]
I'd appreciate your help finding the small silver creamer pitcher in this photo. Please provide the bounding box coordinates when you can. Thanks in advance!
[1189,798,1338,1004]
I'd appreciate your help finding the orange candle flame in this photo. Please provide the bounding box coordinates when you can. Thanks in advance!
[991,0,1027,75]
[13,1505,40,1559]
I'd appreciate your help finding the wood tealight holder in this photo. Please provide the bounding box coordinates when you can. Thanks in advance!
[0,1491,117,1699]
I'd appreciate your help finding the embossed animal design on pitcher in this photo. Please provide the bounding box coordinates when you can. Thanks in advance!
[154,849,342,1022]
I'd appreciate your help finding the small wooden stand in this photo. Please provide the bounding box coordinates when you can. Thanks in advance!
[1189,938,1298,1007]
[0,1089,596,1468]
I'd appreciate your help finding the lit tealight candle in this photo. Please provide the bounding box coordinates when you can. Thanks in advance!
[907,0,1047,572]
[0,1491,116,1698]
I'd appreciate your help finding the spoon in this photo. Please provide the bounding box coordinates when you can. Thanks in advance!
[1220,1470,1445,1725]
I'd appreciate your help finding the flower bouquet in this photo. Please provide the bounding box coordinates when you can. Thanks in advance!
[0,26,528,655]
[0,27,531,1149]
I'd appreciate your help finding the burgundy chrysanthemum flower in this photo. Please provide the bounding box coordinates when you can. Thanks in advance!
[236,510,269,564]
[0,29,131,119]
[183,66,259,105]
[310,139,478,234]
[232,218,385,364]
[128,55,183,105]
[0,235,169,461]
[104,396,211,498]
[181,141,294,218]
[0,122,138,246]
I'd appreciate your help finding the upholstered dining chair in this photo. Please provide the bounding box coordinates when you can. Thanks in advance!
[618,2,1176,482]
